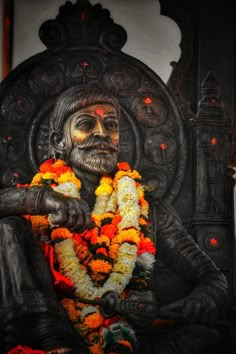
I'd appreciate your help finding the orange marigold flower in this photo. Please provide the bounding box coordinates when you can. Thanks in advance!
[90,343,104,354]
[95,235,110,246]
[138,216,148,225]
[115,228,140,245]
[90,272,106,283]
[89,259,112,274]
[61,298,78,321]
[83,312,103,329]
[74,241,91,262]
[108,243,120,260]
[86,331,101,343]
[119,339,134,352]
[31,215,50,235]
[51,227,72,240]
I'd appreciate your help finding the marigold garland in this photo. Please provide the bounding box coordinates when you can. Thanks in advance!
[20,158,156,354]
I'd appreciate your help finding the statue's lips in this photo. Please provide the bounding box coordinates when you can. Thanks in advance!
[78,143,118,154]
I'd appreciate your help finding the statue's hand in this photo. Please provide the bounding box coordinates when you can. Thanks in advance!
[159,292,218,326]
[40,189,92,231]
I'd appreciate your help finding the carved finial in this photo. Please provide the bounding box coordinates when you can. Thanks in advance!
[39,0,127,50]
[196,71,224,119]
[75,0,90,6]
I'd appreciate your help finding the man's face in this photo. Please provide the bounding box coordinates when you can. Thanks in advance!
[65,103,119,174]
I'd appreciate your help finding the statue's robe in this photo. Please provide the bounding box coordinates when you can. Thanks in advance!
[0,188,228,354]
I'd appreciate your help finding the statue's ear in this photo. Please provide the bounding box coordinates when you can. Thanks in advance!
[50,131,65,155]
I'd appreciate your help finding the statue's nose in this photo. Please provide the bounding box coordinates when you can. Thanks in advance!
[93,121,106,138]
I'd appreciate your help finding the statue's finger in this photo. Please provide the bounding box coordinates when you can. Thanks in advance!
[159,299,184,314]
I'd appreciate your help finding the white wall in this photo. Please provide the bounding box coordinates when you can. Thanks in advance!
[0,0,3,79]
[12,0,181,84]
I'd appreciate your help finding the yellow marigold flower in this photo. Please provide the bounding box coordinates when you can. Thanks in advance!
[137,185,144,199]
[83,312,103,329]
[115,228,140,245]
[91,214,102,227]
[58,171,81,189]
[100,176,113,185]
[113,170,142,187]
[140,199,149,216]
[30,173,44,186]
[89,259,112,274]
[95,184,113,196]
[101,212,115,220]
[51,227,73,240]
[42,172,58,181]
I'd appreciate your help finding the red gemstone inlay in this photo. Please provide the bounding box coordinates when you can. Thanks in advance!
[7,135,13,141]
[211,137,217,145]
[13,173,19,177]
[96,108,104,116]
[81,11,87,23]
[210,237,218,247]
[211,98,216,103]
[82,62,89,68]
[144,97,152,105]
[160,143,167,150]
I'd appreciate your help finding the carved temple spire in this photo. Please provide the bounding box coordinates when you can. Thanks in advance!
[196,71,224,120]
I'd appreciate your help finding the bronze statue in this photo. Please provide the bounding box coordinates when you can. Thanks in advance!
[0,86,228,354]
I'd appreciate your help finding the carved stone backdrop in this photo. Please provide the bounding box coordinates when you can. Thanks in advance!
[0,0,187,208]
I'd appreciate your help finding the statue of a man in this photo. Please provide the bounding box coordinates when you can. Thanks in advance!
[0,86,228,354]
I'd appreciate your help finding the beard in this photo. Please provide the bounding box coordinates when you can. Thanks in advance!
[68,137,118,175]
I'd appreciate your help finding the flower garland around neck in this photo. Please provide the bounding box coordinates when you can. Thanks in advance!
[21,158,156,354]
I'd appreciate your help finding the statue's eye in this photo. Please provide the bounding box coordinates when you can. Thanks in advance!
[104,117,118,131]
[76,117,95,131]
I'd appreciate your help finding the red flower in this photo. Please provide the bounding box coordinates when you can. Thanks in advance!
[40,242,75,293]
[7,345,46,353]
[117,162,131,171]
[96,247,108,256]
[100,224,117,238]
[138,238,156,255]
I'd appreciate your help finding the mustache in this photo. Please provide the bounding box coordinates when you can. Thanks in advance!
[74,137,118,152]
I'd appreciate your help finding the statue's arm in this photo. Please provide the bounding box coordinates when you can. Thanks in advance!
[0,186,91,231]
[0,186,47,217]
[156,203,228,319]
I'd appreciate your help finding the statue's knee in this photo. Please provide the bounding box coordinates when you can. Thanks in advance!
[0,216,27,245]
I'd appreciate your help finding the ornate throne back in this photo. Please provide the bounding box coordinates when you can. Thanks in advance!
[0,0,233,306]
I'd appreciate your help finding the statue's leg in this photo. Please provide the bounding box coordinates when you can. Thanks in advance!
[0,216,84,353]
[138,325,221,354]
